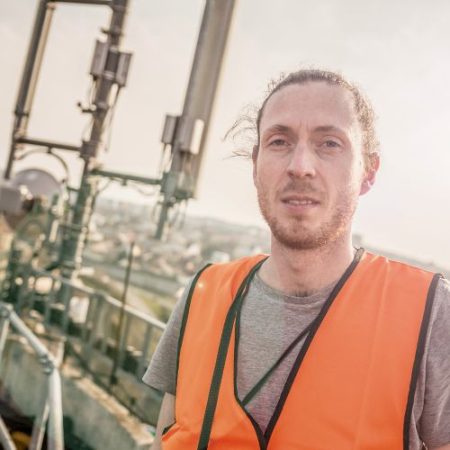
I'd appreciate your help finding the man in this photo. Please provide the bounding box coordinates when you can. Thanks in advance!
[144,69,450,449]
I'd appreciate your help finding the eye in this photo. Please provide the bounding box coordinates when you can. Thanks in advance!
[320,139,342,149]
[268,138,289,147]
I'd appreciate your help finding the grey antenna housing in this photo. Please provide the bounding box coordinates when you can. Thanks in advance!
[0,168,62,229]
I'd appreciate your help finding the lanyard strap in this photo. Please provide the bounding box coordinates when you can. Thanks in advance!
[197,259,266,450]
[241,322,314,407]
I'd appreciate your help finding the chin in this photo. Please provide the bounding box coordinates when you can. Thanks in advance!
[269,214,350,251]
[270,225,325,250]
[276,235,329,251]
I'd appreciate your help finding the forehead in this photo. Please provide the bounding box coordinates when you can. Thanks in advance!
[260,82,359,136]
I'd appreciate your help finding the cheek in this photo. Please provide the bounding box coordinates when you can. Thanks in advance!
[254,158,270,182]
[257,153,285,177]
[344,156,366,184]
[254,161,279,198]
[327,164,364,199]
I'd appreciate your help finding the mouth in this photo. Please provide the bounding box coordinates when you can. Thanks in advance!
[280,195,321,215]
[281,196,320,206]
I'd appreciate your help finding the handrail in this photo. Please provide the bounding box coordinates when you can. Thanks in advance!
[8,306,58,364]
[20,267,166,388]
[31,268,166,328]
[0,303,64,450]
[1,262,168,423]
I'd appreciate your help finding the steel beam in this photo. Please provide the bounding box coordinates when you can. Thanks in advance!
[15,136,80,152]
[5,0,56,179]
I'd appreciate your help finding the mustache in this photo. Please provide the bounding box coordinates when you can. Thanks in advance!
[280,180,323,197]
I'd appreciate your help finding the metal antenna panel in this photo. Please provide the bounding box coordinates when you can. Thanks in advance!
[90,40,132,87]
[0,168,62,229]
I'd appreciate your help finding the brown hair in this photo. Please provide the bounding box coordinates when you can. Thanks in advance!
[230,69,379,169]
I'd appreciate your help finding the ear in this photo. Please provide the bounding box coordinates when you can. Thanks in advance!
[360,153,380,195]
[252,145,259,184]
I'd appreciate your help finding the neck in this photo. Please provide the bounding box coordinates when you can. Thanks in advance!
[259,231,356,297]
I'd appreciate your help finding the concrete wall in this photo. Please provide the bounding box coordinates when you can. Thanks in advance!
[0,336,154,450]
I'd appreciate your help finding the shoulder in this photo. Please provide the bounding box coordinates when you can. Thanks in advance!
[429,277,450,329]
[422,276,449,374]
[417,277,450,447]
[199,255,268,278]
[367,252,437,276]
[436,276,450,298]
[364,252,438,284]
[187,255,268,296]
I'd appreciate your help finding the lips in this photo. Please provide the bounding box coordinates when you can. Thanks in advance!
[281,195,320,206]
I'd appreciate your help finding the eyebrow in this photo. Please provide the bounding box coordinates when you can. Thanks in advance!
[263,124,291,134]
[263,124,346,134]
[312,125,346,135]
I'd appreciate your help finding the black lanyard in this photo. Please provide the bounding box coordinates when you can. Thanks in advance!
[241,321,314,407]
[197,259,266,450]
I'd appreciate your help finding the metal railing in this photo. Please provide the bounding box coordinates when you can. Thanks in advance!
[10,265,166,384]
[0,302,64,450]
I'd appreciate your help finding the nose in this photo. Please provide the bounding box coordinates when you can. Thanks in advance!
[286,144,316,178]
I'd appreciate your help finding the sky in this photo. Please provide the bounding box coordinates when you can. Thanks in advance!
[1,0,450,268]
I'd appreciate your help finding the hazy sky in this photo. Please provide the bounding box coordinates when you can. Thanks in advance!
[1,0,450,267]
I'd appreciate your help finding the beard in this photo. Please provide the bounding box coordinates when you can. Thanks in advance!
[256,180,358,251]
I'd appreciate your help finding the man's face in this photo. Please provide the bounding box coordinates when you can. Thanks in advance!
[253,81,378,250]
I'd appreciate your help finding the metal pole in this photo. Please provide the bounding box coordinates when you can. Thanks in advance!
[0,415,16,450]
[8,310,53,359]
[58,0,131,286]
[110,240,134,386]
[137,323,153,377]
[4,307,64,450]
[30,398,49,450]
[92,168,160,185]
[14,136,80,153]
[79,0,130,162]
[47,370,64,450]
[83,293,102,366]
[33,339,64,450]
[5,0,56,179]
[0,305,12,366]
[155,0,236,238]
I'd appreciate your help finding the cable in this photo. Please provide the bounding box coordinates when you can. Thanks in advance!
[14,148,71,185]
[103,86,122,153]
[127,182,158,197]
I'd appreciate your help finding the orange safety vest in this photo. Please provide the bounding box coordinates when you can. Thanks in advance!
[162,250,440,450]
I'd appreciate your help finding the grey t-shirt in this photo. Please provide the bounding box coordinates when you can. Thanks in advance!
[143,269,450,449]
